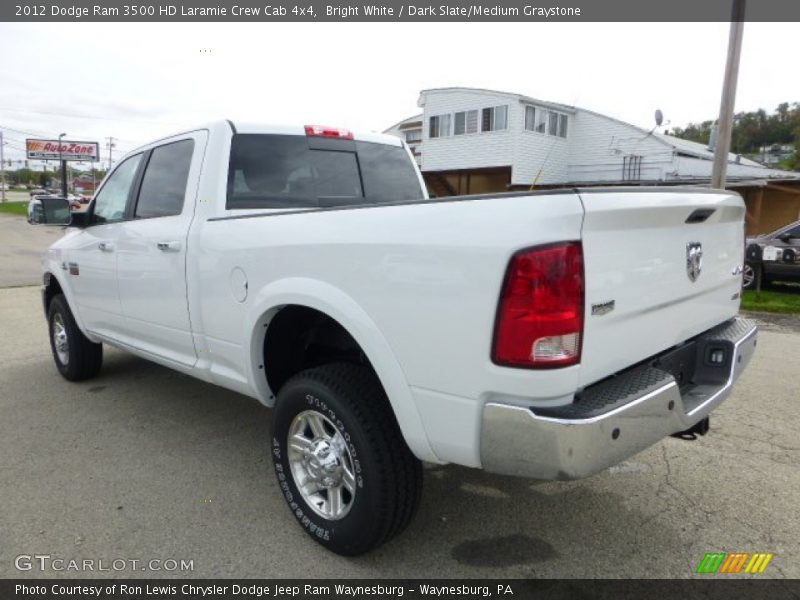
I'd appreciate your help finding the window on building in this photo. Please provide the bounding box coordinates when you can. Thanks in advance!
[429,114,451,138]
[466,110,479,134]
[454,112,465,135]
[558,114,569,138]
[623,155,643,181]
[454,109,479,135]
[481,105,508,132]
[548,112,559,136]
[524,106,536,131]
[404,129,421,143]
[534,109,548,134]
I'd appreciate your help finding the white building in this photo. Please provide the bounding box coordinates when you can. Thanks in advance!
[385,87,797,198]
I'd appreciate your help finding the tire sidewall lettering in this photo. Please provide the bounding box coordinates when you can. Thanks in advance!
[302,393,363,489]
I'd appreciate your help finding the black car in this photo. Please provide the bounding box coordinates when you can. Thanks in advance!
[744,219,800,288]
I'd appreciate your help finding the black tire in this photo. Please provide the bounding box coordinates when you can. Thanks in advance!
[271,362,423,556]
[47,294,103,381]
[745,243,762,263]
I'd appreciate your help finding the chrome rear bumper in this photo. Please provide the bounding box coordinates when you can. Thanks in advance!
[480,317,758,480]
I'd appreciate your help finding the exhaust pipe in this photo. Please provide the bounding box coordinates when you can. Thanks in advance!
[671,416,710,440]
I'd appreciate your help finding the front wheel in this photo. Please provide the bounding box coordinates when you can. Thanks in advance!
[48,294,103,381]
[271,363,422,555]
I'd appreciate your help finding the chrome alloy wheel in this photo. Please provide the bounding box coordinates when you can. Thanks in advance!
[742,264,755,288]
[287,410,357,521]
[52,313,69,365]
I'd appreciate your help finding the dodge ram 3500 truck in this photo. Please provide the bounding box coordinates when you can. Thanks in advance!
[31,120,757,555]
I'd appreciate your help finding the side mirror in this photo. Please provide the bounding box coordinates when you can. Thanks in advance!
[27,197,72,226]
[777,233,793,243]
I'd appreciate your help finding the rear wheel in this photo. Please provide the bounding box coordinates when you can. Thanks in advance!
[47,294,103,381]
[271,362,422,555]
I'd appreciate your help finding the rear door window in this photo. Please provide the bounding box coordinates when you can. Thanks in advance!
[226,134,421,209]
[135,139,194,219]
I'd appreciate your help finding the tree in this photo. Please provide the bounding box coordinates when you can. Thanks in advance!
[671,101,800,165]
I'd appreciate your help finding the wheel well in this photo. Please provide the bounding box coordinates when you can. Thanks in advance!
[43,273,64,313]
[264,305,370,395]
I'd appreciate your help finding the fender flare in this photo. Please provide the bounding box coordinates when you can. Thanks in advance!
[245,277,440,463]
[42,268,100,344]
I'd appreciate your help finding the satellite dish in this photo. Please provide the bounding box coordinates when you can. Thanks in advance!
[655,109,664,127]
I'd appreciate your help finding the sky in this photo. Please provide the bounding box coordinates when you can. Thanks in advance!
[0,21,798,167]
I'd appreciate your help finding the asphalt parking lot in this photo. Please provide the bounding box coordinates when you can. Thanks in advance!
[0,212,65,287]
[0,214,798,579]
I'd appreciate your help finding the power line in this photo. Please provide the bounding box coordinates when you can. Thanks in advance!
[0,123,53,137]
[0,105,184,125]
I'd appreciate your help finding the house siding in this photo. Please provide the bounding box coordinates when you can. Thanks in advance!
[388,87,798,189]
[420,89,517,173]
[419,89,573,185]
[566,110,675,183]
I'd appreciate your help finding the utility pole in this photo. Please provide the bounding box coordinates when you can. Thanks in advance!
[711,0,746,189]
[0,130,6,202]
[58,132,67,198]
[106,136,116,171]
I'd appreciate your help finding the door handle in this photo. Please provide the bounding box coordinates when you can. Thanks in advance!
[157,241,181,252]
[98,242,114,252]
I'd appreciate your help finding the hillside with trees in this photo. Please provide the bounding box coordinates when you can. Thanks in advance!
[669,102,799,170]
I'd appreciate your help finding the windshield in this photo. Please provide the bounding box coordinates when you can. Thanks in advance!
[226,134,422,209]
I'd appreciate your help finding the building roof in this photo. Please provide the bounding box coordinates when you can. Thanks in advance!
[419,86,576,114]
[655,132,762,167]
[383,114,423,133]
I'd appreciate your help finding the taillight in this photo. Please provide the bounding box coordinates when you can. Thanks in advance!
[304,125,354,140]
[492,242,584,368]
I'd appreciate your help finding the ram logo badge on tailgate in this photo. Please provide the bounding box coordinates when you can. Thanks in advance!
[686,242,703,282]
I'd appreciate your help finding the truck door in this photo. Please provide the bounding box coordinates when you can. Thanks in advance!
[68,153,144,339]
[115,132,206,367]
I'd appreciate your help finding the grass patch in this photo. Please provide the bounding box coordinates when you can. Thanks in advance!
[742,288,800,314]
[0,201,28,217]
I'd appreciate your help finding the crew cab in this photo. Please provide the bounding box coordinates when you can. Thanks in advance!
[31,120,757,555]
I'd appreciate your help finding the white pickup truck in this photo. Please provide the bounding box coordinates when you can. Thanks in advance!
[31,120,757,555]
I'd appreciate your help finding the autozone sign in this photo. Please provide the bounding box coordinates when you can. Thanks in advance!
[26,139,100,161]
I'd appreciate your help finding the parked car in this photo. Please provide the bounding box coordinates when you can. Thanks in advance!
[29,188,47,197]
[744,219,800,288]
[28,120,757,555]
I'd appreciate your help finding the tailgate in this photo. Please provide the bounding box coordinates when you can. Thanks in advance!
[577,189,745,388]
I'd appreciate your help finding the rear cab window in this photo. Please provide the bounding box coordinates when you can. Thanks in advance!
[226,134,423,210]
